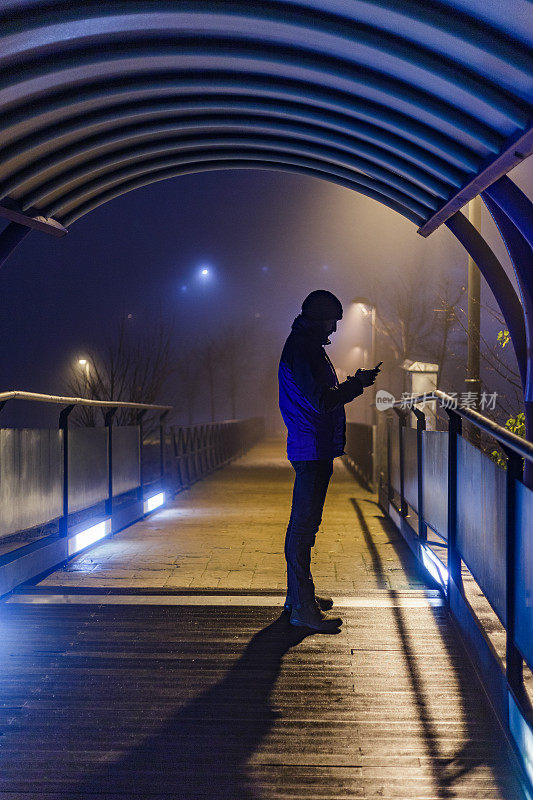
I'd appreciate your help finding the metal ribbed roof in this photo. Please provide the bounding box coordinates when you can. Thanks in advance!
[0,0,531,233]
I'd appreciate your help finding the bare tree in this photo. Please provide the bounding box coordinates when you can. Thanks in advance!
[67,315,174,428]
[198,339,221,423]
[451,298,523,420]
[173,347,204,426]
[369,264,457,393]
[429,276,467,387]
[216,323,258,419]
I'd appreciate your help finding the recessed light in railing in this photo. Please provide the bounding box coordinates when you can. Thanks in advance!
[144,492,164,514]
[420,543,448,589]
[509,691,533,788]
[68,519,111,556]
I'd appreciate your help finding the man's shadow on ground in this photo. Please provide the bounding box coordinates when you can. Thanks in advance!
[76,612,337,800]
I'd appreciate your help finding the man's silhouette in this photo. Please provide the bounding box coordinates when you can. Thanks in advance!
[278,290,380,631]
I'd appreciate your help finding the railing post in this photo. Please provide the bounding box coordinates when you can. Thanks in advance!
[394,407,408,517]
[371,422,378,492]
[386,415,393,504]
[59,404,75,537]
[184,428,191,487]
[170,427,179,489]
[446,408,462,597]
[159,410,169,483]
[503,446,524,694]
[412,406,427,542]
[105,407,117,516]
[137,409,147,502]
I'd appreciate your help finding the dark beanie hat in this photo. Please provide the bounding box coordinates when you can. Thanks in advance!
[301,290,343,321]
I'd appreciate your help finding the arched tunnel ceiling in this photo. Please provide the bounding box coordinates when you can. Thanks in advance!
[0,0,531,233]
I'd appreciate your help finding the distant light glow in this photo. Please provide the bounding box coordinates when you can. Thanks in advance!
[262,266,269,273]
[78,358,87,366]
[180,285,187,293]
[68,519,111,556]
[196,265,215,285]
[421,544,448,589]
[144,492,164,513]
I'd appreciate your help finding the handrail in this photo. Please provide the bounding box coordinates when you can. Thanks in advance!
[385,389,533,463]
[0,390,172,413]
[378,387,533,791]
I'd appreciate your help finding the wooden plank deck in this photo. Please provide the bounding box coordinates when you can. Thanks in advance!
[0,439,527,798]
[0,598,526,799]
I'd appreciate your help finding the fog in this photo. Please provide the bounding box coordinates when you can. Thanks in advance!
[0,159,531,429]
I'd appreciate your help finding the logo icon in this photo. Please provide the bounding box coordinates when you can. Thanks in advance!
[376,389,395,411]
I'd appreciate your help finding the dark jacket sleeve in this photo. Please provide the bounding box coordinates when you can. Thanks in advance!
[289,342,364,413]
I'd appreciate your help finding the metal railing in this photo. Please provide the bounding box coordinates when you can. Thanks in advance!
[379,389,533,791]
[0,390,264,595]
[344,421,375,489]
[0,391,172,539]
[167,418,264,490]
[0,390,172,413]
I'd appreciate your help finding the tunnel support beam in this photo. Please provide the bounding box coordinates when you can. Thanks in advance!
[418,130,533,238]
[481,184,533,485]
[444,210,527,388]
[483,175,533,251]
[0,222,32,270]
[0,204,67,269]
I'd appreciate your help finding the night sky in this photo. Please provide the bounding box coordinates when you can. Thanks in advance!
[1,161,531,427]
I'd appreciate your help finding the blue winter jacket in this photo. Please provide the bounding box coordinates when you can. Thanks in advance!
[278,315,365,461]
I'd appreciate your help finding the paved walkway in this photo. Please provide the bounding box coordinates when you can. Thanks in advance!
[0,439,526,799]
[39,438,427,594]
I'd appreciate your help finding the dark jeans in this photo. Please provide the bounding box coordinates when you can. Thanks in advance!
[284,459,334,609]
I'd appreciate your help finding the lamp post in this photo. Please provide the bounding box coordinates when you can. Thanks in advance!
[352,297,377,415]
[352,297,378,490]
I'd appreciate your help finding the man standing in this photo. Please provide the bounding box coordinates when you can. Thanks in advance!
[278,290,380,632]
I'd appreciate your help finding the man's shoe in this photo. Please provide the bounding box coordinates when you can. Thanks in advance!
[289,600,343,631]
[284,594,333,613]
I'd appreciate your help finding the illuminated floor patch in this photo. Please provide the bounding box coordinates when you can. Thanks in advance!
[5,592,444,607]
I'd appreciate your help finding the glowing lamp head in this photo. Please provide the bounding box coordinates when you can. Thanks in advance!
[352,296,374,316]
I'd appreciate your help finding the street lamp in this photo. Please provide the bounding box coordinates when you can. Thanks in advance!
[352,296,377,381]
[352,297,378,490]
[352,296,376,366]
[352,296,378,427]
[78,358,90,395]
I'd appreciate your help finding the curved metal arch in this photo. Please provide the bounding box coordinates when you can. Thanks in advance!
[0,39,512,153]
[52,149,431,224]
[16,123,452,214]
[31,140,438,219]
[482,192,533,401]
[3,0,530,84]
[0,0,528,234]
[59,157,428,228]
[1,104,469,201]
[1,2,529,126]
[0,75,486,171]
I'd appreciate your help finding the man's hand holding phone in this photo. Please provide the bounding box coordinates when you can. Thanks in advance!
[353,361,383,388]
